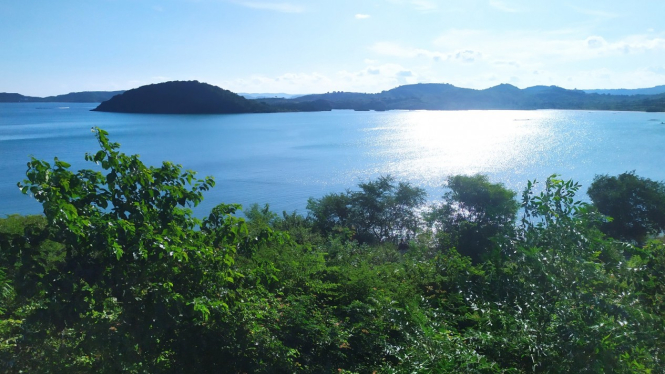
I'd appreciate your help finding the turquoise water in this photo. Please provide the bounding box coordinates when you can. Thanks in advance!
[2,102,665,216]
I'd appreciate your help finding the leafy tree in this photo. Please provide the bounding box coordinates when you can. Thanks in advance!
[307,176,426,243]
[8,128,246,372]
[307,192,352,237]
[350,176,426,243]
[473,176,659,372]
[428,174,518,263]
[588,171,665,245]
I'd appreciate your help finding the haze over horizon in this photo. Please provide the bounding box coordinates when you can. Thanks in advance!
[2,0,665,97]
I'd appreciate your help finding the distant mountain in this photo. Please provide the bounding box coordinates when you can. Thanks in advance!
[0,91,124,103]
[0,93,33,102]
[9,82,664,112]
[239,93,304,99]
[583,85,665,96]
[43,91,125,102]
[256,83,665,112]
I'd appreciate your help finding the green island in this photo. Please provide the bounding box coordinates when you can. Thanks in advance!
[87,80,665,114]
[91,81,332,114]
[1,128,665,373]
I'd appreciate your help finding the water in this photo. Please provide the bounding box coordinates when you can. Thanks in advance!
[2,102,665,216]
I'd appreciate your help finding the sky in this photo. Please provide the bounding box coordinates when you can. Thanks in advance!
[2,0,665,97]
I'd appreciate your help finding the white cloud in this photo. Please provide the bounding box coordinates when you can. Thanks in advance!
[585,36,607,49]
[221,63,421,94]
[452,50,483,63]
[432,29,665,64]
[355,14,370,19]
[363,29,665,90]
[229,1,304,13]
[371,42,446,60]
[371,41,484,64]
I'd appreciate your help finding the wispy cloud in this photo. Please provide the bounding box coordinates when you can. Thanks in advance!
[371,41,444,60]
[229,1,304,13]
[489,0,520,13]
[355,14,371,19]
[432,28,665,63]
[568,5,618,19]
[222,63,420,94]
[411,0,437,11]
[371,41,483,63]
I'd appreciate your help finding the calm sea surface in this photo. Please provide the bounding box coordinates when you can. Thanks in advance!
[2,102,664,216]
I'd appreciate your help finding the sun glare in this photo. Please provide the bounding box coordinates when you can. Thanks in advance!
[363,110,556,186]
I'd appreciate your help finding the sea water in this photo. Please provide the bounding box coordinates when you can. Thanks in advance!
[2,102,664,216]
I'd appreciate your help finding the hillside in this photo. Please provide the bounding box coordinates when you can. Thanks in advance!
[584,85,665,96]
[5,82,665,112]
[0,91,123,103]
[259,83,665,112]
[92,81,277,114]
[92,81,331,114]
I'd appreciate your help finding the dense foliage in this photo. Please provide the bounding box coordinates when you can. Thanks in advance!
[1,129,665,373]
[93,81,275,114]
[588,171,665,245]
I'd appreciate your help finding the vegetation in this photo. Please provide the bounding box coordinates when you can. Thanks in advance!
[92,81,330,114]
[2,129,665,373]
[588,171,665,245]
[92,81,277,114]
[262,82,665,112]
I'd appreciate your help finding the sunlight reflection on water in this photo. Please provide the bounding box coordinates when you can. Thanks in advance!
[351,110,565,189]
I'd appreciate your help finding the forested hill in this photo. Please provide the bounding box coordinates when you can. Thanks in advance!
[259,83,665,112]
[92,81,277,114]
[92,81,333,114]
[0,90,124,103]
[584,85,665,96]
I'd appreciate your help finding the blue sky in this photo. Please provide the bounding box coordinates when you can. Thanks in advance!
[2,0,665,96]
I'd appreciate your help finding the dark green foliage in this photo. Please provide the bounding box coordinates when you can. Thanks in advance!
[5,128,245,372]
[307,192,353,236]
[588,171,665,244]
[476,176,654,372]
[428,174,518,263]
[307,175,426,243]
[93,80,275,114]
[2,129,665,373]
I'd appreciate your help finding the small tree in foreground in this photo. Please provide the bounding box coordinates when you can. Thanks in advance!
[9,128,246,372]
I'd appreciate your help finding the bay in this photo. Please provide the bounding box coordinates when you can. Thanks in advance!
[1,102,664,217]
